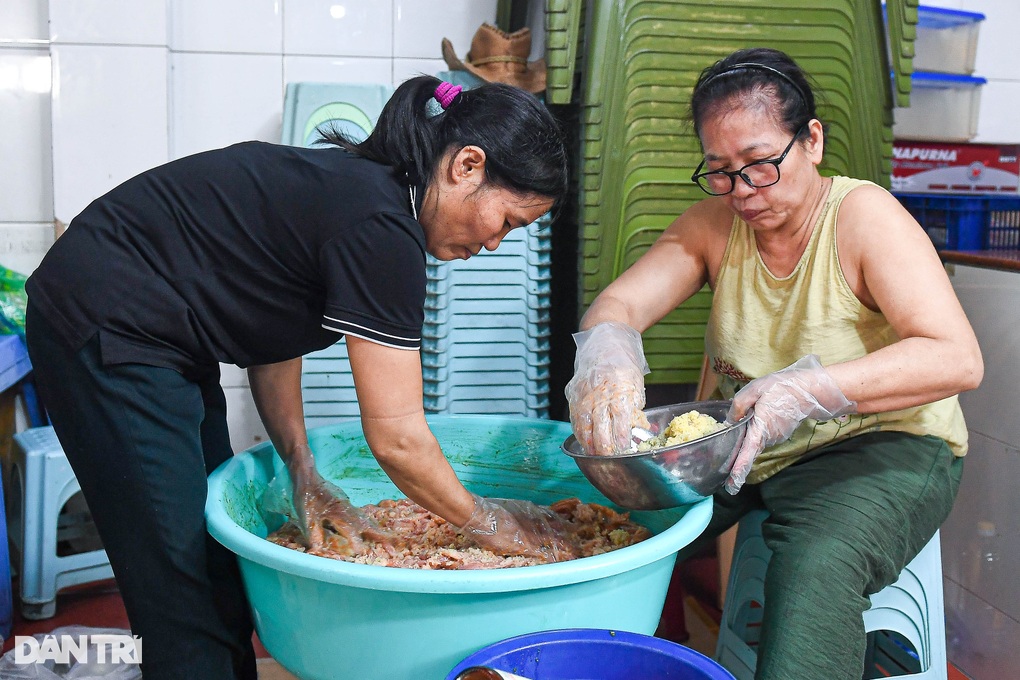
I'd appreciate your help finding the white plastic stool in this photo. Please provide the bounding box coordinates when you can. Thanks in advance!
[8,427,113,619]
[716,510,947,679]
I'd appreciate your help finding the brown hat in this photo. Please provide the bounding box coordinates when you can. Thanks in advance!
[441,23,546,94]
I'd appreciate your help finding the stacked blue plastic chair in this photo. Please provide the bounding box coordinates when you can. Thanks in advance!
[420,71,552,419]
[422,213,552,418]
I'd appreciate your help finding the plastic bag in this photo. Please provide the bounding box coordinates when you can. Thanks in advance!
[0,626,142,679]
[261,467,299,523]
[0,265,28,337]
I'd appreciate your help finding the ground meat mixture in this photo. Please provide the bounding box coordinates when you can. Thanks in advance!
[266,497,651,569]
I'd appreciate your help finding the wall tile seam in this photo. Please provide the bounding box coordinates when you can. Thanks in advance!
[49,42,169,49]
[0,40,50,49]
[967,428,1020,452]
[944,577,1020,624]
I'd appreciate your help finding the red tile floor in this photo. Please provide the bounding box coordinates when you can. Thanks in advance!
[3,577,298,679]
[3,567,973,679]
[1,577,273,658]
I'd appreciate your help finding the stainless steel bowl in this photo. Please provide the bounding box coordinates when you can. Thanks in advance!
[561,400,752,510]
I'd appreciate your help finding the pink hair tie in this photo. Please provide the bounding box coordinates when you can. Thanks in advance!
[434,81,462,110]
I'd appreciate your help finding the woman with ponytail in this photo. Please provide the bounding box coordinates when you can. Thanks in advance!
[24,75,569,680]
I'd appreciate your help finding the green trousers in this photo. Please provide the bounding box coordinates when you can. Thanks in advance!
[677,430,963,680]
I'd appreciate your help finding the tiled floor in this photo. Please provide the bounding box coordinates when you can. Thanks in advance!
[2,578,297,679]
[1,575,973,679]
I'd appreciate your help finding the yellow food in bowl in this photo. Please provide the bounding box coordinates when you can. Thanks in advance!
[635,410,725,451]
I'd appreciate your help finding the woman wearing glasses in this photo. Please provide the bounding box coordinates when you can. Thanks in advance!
[566,47,982,679]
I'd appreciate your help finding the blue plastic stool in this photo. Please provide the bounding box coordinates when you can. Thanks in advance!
[716,510,947,679]
[8,427,113,619]
[0,466,12,643]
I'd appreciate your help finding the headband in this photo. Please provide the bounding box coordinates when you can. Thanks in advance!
[434,81,463,110]
[701,62,810,106]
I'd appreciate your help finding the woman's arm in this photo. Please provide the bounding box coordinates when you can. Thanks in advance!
[566,199,731,455]
[828,185,983,412]
[249,358,390,551]
[248,358,314,474]
[581,198,730,331]
[345,335,476,526]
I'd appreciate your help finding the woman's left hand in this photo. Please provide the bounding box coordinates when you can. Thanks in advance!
[725,354,855,494]
[456,494,579,562]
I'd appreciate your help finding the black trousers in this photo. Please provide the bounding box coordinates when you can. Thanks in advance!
[25,303,256,680]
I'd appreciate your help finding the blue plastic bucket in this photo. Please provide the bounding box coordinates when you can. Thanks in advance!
[447,628,736,679]
[0,468,11,642]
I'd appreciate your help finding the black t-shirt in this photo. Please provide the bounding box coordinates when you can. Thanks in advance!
[27,141,426,374]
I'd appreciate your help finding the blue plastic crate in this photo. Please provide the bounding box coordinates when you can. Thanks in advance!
[895,193,1020,250]
[0,334,31,393]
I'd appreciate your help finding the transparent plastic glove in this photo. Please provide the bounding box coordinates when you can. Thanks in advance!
[565,322,651,456]
[456,494,579,563]
[725,354,856,494]
[288,462,398,555]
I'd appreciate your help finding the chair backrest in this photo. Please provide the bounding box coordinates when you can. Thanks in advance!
[281,82,393,148]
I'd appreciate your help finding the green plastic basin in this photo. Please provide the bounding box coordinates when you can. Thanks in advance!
[206,415,712,680]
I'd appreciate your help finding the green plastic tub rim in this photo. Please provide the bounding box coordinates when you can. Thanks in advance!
[206,414,713,595]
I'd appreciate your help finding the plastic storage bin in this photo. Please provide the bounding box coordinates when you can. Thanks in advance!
[447,628,736,679]
[893,72,986,143]
[914,5,985,75]
[895,193,1020,250]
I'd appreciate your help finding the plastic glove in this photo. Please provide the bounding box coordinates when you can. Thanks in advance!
[290,463,398,555]
[456,494,579,563]
[725,354,856,494]
[565,322,651,456]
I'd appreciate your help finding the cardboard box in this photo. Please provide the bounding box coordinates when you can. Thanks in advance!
[892,141,1020,195]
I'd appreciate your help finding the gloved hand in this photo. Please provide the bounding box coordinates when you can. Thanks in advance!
[725,354,856,494]
[565,322,651,456]
[457,494,578,562]
[290,461,397,555]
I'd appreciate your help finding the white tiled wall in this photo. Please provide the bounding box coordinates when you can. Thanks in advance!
[971,0,1020,143]
[914,0,1020,143]
[50,44,170,223]
[944,263,1020,680]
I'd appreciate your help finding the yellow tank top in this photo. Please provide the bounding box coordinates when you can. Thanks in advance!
[704,176,968,485]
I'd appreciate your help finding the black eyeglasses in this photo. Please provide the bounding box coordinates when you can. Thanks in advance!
[691,125,807,196]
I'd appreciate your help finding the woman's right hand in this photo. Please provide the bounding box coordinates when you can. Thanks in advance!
[456,495,578,562]
[565,322,651,456]
[289,451,396,554]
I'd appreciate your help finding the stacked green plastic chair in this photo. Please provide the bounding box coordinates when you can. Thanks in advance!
[545,0,585,104]
[570,0,914,383]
